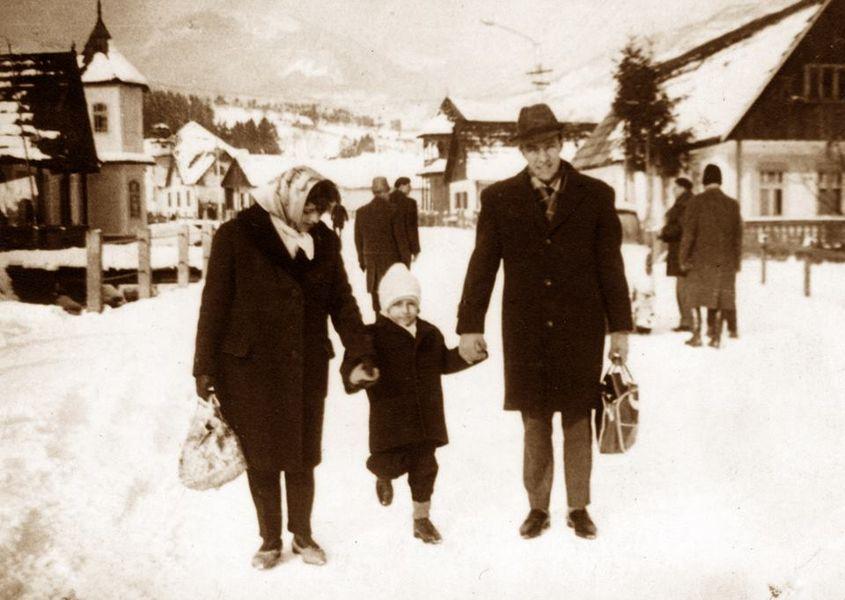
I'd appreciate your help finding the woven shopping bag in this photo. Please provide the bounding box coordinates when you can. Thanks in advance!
[179,393,247,490]
[595,359,639,454]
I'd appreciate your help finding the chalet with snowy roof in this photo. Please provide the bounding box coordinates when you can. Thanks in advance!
[573,0,845,247]
[419,96,594,224]
[0,50,99,248]
[221,154,291,218]
[159,121,243,219]
[78,0,153,237]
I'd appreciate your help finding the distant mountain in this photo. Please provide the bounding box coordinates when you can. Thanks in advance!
[124,8,439,112]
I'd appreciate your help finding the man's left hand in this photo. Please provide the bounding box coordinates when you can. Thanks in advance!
[609,332,629,364]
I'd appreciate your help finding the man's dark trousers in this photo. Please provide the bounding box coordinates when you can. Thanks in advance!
[247,469,315,545]
[522,409,592,511]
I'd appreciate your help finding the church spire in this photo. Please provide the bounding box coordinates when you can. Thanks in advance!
[81,0,112,68]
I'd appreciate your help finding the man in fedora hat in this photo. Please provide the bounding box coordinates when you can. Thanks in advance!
[355,176,412,313]
[457,103,632,540]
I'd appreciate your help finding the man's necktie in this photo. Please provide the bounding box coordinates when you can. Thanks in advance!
[539,186,557,222]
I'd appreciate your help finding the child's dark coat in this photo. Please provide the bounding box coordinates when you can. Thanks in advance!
[342,315,472,453]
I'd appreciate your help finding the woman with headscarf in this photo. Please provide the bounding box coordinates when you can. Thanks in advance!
[193,166,379,570]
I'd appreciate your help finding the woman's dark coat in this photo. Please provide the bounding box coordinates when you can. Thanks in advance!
[679,187,743,310]
[658,191,691,277]
[341,316,471,453]
[193,204,372,472]
[457,163,633,414]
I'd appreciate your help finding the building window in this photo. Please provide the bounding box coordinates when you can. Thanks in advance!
[128,180,141,218]
[168,192,172,207]
[93,103,108,132]
[759,170,785,216]
[818,171,843,215]
[176,191,181,207]
[804,64,845,102]
[455,191,468,211]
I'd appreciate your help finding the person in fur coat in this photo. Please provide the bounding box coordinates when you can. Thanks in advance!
[341,263,484,544]
[193,166,379,570]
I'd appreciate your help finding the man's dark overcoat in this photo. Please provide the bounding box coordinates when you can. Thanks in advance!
[658,190,692,277]
[389,189,421,258]
[341,316,471,453]
[193,205,372,472]
[679,187,743,310]
[354,197,411,293]
[457,163,633,414]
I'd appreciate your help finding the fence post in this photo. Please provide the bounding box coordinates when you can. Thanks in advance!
[178,224,190,287]
[803,255,812,298]
[86,228,103,313]
[138,227,152,299]
[760,243,767,285]
[202,222,212,278]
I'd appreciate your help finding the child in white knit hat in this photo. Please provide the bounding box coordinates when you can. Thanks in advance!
[341,263,485,543]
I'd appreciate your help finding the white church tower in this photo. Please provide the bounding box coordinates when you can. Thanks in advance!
[79,0,152,236]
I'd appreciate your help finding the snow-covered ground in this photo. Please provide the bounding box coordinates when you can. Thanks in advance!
[1,227,844,599]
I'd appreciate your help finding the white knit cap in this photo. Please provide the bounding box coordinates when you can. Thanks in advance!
[378,263,421,311]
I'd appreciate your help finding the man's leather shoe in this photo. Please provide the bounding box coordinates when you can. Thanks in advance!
[672,325,691,332]
[519,509,550,539]
[567,509,597,539]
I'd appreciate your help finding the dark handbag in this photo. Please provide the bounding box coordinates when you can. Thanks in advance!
[179,393,247,490]
[595,359,639,454]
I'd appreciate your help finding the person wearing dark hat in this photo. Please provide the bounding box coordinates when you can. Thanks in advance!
[389,176,421,264]
[456,103,633,541]
[659,177,695,331]
[679,164,743,348]
[354,176,412,313]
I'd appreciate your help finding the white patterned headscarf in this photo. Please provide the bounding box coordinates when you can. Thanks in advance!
[252,166,326,259]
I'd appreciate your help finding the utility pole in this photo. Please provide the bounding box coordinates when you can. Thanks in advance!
[480,20,552,93]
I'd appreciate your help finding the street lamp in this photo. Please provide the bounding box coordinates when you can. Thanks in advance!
[480,19,552,92]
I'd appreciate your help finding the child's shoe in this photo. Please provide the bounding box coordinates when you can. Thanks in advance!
[413,518,442,544]
[376,478,393,506]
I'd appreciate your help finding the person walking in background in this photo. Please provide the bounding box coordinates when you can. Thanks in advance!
[680,164,743,348]
[330,199,349,238]
[658,177,694,332]
[389,176,420,264]
[355,176,411,313]
[193,167,379,570]
[341,263,483,545]
[456,104,632,541]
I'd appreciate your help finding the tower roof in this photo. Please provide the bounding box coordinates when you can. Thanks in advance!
[78,1,148,89]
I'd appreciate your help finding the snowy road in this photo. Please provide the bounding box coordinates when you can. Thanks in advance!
[1,227,844,599]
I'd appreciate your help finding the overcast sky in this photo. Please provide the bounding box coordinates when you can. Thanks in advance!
[0,0,796,106]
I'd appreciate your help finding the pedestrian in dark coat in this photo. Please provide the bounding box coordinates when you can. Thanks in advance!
[680,164,743,348]
[341,263,480,544]
[658,177,694,331]
[456,104,632,542]
[193,166,378,569]
[389,176,421,262]
[354,176,411,312]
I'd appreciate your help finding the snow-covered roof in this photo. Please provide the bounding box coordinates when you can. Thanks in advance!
[463,147,525,183]
[310,152,423,190]
[446,96,523,122]
[234,154,292,187]
[418,113,454,136]
[96,150,155,165]
[79,44,148,88]
[574,0,826,170]
[418,158,447,175]
[0,52,99,171]
[173,121,243,185]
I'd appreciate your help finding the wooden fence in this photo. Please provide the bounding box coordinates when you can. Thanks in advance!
[84,223,216,313]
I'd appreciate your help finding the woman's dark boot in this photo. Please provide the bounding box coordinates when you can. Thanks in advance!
[709,311,724,348]
[685,308,702,347]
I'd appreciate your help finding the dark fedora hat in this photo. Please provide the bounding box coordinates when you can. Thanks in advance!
[510,103,565,144]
